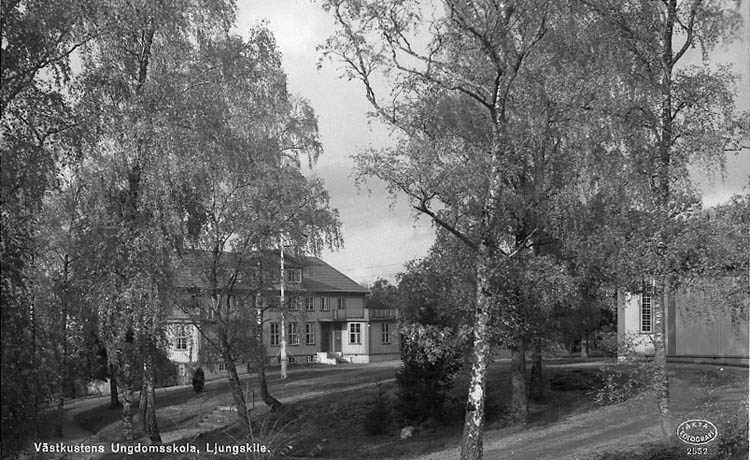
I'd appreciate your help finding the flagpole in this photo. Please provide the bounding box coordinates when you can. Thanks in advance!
[279,235,287,379]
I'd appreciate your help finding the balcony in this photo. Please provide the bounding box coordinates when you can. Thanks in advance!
[319,307,399,321]
[333,307,364,320]
[367,308,398,320]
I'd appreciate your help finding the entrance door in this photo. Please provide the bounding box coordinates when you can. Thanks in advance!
[334,329,342,353]
[320,324,330,353]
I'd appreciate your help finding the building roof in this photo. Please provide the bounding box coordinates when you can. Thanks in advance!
[300,256,369,294]
[174,249,258,290]
[174,249,367,295]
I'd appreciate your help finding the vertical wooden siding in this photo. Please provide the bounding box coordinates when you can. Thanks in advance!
[674,278,749,357]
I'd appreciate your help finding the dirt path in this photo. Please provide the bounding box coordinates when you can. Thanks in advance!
[484,396,661,460]
[409,395,661,460]
[413,365,746,460]
[25,362,400,459]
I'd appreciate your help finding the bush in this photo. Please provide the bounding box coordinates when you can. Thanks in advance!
[192,367,205,393]
[395,323,465,426]
[596,332,620,357]
[154,350,179,387]
[363,383,392,436]
[592,362,651,405]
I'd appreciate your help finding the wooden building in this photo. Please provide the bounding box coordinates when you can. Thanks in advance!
[617,277,749,366]
[166,249,401,382]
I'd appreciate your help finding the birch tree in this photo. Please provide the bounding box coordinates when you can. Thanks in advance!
[73,0,234,441]
[320,1,595,458]
[1,0,93,452]
[580,0,747,438]
[33,170,95,437]
[169,29,341,430]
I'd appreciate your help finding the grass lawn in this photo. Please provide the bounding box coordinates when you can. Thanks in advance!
[75,377,234,437]
[87,360,747,460]
[588,364,749,460]
[176,361,607,459]
[79,364,399,444]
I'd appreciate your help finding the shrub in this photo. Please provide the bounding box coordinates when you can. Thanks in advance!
[192,367,205,393]
[363,383,392,436]
[596,332,620,357]
[395,323,466,426]
[592,369,643,405]
[154,349,179,387]
[592,361,651,405]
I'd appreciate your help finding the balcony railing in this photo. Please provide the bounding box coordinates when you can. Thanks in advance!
[368,308,398,320]
[333,307,364,320]
[318,307,399,321]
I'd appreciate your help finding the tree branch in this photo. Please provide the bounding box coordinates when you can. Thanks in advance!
[672,0,701,66]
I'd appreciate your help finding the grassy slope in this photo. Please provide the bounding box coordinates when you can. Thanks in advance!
[81,360,747,460]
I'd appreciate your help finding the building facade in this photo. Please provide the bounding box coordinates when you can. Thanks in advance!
[166,250,400,382]
[617,277,749,366]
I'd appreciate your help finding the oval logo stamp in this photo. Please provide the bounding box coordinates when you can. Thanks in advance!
[676,419,718,445]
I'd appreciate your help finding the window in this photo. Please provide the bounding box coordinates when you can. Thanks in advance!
[349,323,362,344]
[641,289,653,333]
[287,296,299,311]
[321,297,330,311]
[305,297,315,311]
[289,323,299,345]
[288,355,297,364]
[306,355,314,364]
[381,323,391,344]
[337,298,345,310]
[287,268,302,283]
[305,322,315,345]
[270,323,280,346]
[175,325,190,350]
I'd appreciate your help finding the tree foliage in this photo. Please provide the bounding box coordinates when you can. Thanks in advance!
[2,0,345,448]
[1,0,93,452]
[322,0,747,457]
[575,0,746,439]
[321,1,608,455]
[396,322,469,426]
[366,278,399,310]
[163,27,341,427]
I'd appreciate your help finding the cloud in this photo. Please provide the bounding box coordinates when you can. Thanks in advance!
[235,0,750,286]
[321,215,435,286]
[234,1,332,58]
[696,149,750,207]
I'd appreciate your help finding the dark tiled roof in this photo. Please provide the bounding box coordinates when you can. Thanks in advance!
[300,257,368,294]
[174,249,262,290]
[175,249,367,295]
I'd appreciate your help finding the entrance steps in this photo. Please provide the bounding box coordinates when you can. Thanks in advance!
[315,352,338,365]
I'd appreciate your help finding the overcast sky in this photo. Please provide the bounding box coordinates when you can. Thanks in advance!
[235,1,750,286]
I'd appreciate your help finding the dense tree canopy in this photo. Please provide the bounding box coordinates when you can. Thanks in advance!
[2,0,746,457]
[1,0,93,451]
[322,0,747,458]
[1,0,343,451]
